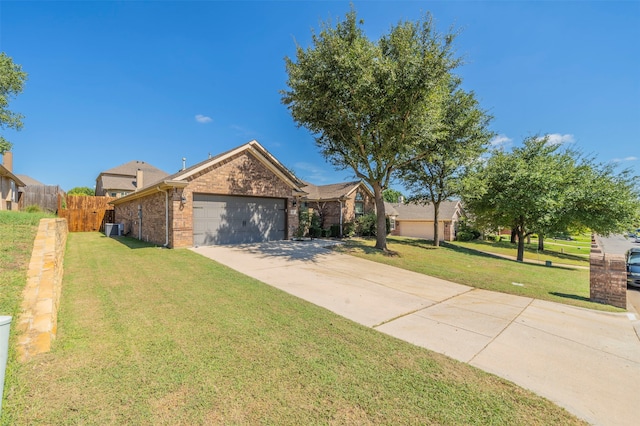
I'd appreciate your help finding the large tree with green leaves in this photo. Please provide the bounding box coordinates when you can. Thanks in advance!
[461,136,576,261]
[0,53,27,154]
[67,186,95,196]
[382,188,404,204]
[400,76,493,246]
[282,9,460,250]
[461,136,639,261]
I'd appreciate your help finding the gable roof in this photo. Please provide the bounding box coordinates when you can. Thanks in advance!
[163,140,305,189]
[101,160,167,177]
[97,160,169,192]
[15,174,43,186]
[384,200,463,221]
[302,180,373,201]
[111,140,306,205]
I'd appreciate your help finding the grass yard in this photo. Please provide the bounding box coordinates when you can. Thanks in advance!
[2,232,585,425]
[0,211,55,316]
[336,237,616,312]
[452,238,591,267]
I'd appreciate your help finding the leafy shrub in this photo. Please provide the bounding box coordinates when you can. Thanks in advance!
[355,213,377,237]
[330,224,341,237]
[455,219,481,241]
[297,210,322,238]
[456,231,476,242]
[343,221,356,237]
[24,205,42,213]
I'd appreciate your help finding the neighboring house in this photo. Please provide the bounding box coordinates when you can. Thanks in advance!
[385,200,463,242]
[16,174,64,213]
[15,174,44,186]
[0,152,25,211]
[111,140,307,248]
[95,160,169,198]
[301,180,375,235]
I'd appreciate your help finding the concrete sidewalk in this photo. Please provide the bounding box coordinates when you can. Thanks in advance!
[192,240,640,426]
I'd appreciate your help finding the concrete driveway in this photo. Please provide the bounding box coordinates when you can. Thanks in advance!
[192,240,640,426]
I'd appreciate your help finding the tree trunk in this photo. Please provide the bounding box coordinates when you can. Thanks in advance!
[372,183,388,251]
[433,201,440,247]
[538,234,544,251]
[510,227,517,244]
[516,229,525,262]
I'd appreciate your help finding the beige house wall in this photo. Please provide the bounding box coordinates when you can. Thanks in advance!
[393,220,456,242]
[0,175,20,211]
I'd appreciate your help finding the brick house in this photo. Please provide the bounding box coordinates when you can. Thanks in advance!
[111,140,307,248]
[385,200,463,242]
[96,160,169,198]
[0,152,25,211]
[301,180,375,236]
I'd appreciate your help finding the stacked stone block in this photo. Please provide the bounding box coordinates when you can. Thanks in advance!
[16,218,68,361]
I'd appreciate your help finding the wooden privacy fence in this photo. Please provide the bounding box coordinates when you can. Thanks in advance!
[19,185,63,212]
[58,195,117,232]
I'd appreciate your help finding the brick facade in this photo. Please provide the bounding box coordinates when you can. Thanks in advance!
[308,185,375,230]
[589,240,627,309]
[114,149,300,248]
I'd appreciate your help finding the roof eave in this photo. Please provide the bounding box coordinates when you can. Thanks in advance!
[0,165,26,187]
[110,180,189,205]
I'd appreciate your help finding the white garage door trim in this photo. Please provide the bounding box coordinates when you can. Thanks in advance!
[193,194,286,246]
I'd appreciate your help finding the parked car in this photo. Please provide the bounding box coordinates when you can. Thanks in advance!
[628,248,640,288]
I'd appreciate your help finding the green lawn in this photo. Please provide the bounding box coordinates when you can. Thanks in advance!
[451,238,590,266]
[336,236,616,312]
[0,211,55,316]
[1,232,584,425]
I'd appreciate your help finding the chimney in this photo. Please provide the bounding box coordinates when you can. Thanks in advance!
[2,151,13,172]
[136,169,144,191]
[182,157,186,171]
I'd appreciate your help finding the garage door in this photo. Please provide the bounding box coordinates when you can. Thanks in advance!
[398,221,441,241]
[193,194,286,246]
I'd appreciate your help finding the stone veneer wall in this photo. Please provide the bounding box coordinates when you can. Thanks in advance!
[17,218,68,361]
[590,238,627,309]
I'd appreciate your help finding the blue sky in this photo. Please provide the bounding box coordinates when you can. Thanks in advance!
[1,0,638,192]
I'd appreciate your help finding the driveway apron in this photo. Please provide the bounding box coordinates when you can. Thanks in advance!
[192,240,640,426]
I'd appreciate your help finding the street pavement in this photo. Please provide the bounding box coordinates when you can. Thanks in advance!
[595,234,640,322]
[192,240,640,426]
[597,234,637,256]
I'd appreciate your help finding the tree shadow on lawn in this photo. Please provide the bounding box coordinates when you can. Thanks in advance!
[100,235,159,250]
[473,240,589,263]
[442,242,584,271]
[549,292,591,302]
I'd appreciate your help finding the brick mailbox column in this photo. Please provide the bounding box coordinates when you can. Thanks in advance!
[590,240,627,309]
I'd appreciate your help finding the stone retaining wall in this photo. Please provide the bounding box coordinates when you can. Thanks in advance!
[590,237,627,309]
[16,218,68,361]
